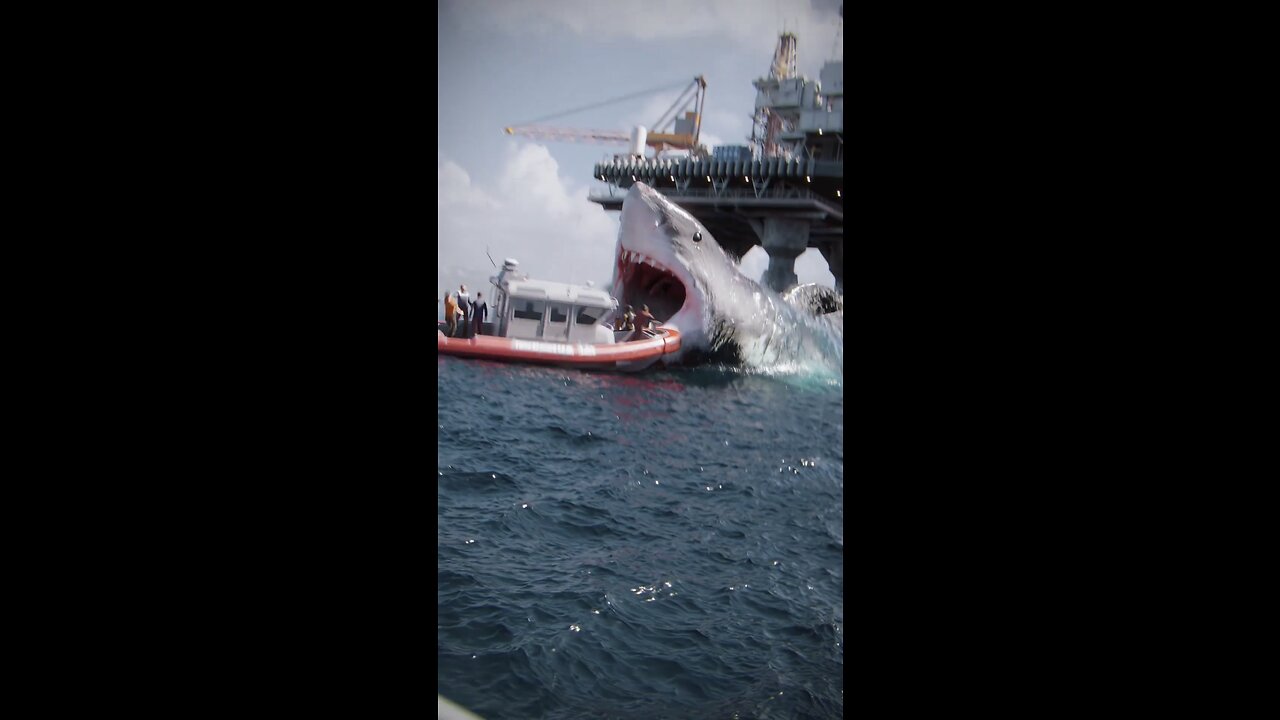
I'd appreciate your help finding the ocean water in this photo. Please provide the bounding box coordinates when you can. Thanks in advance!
[438,357,843,719]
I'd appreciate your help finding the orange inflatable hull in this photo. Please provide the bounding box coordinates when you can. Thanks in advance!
[438,326,681,371]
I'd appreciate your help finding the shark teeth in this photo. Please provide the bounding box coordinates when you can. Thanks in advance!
[620,249,666,273]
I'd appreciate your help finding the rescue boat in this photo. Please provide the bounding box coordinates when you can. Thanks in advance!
[438,259,681,372]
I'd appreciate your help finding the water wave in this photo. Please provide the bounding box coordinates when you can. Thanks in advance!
[439,359,843,718]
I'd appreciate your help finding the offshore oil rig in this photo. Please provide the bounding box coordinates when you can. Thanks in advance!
[591,30,843,293]
[504,11,843,293]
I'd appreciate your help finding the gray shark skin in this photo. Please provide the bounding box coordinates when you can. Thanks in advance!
[610,182,843,374]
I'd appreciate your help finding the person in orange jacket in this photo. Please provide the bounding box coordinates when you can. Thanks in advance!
[444,291,458,336]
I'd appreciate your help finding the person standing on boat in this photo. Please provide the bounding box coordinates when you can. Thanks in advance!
[456,284,471,338]
[444,292,458,337]
[637,305,656,330]
[630,305,657,340]
[472,292,488,336]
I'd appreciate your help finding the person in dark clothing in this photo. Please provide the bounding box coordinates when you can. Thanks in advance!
[472,292,488,335]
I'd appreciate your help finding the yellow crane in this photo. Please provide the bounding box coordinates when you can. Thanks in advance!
[504,76,708,156]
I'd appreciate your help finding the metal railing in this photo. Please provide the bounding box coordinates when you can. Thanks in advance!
[588,185,842,214]
[592,157,841,175]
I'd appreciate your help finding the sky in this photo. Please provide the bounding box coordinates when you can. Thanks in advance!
[437,0,844,297]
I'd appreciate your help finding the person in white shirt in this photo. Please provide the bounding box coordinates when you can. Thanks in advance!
[456,284,471,337]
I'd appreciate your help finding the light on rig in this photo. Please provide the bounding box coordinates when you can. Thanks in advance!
[836,190,841,197]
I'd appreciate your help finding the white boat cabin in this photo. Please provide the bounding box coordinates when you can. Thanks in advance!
[489,259,618,344]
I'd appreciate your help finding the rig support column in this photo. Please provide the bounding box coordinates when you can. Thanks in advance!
[758,218,809,292]
[819,241,843,293]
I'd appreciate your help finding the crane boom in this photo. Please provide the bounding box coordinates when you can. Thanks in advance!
[504,126,634,144]
[503,76,708,156]
[504,126,630,145]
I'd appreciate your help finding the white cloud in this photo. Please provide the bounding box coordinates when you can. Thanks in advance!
[438,143,620,298]
[438,160,498,210]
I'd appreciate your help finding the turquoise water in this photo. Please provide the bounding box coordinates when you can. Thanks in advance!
[438,357,843,718]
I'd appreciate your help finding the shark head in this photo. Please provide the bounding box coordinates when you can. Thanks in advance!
[611,182,735,359]
[611,182,844,372]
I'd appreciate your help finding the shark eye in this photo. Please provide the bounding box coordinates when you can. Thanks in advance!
[693,231,702,243]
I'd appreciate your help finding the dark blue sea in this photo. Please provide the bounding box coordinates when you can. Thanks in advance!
[438,357,843,719]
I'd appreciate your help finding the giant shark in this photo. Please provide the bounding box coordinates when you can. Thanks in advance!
[610,182,843,373]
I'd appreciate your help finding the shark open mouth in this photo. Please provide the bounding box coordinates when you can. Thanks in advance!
[614,249,687,322]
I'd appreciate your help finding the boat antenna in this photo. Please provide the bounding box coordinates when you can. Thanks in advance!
[485,247,497,269]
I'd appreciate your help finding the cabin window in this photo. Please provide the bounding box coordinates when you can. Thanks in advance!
[576,307,603,325]
[548,304,569,323]
[513,300,544,321]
